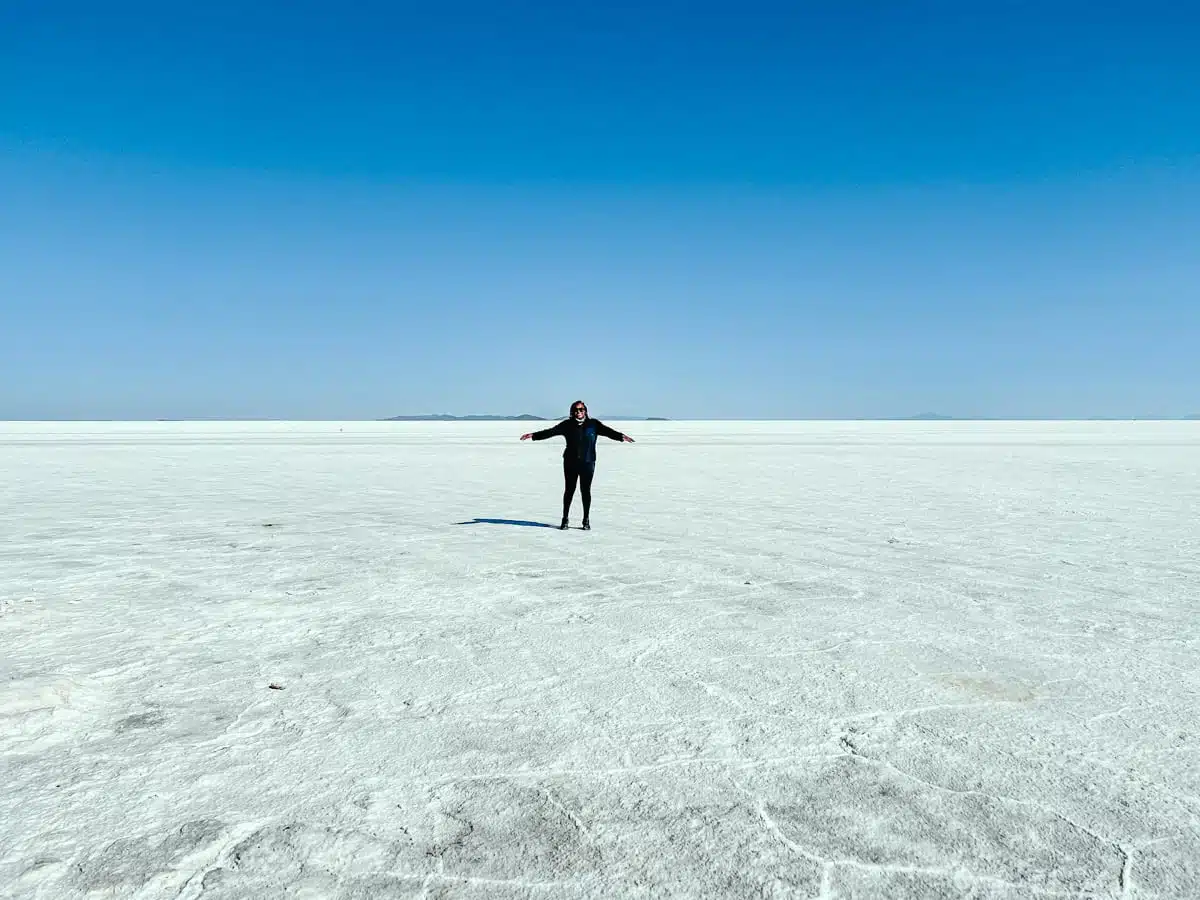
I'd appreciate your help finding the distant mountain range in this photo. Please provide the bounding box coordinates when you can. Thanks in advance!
[383,414,670,421]
[881,414,1200,421]
[380,412,1196,422]
[5,413,1194,423]
[384,414,545,421]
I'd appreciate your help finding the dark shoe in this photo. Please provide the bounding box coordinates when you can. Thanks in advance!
[582,519,591,531]
[559,518,569,530]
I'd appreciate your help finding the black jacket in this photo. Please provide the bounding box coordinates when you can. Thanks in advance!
[532,417,626,463]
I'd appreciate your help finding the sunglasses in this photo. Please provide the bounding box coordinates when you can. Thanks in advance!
[572,406,587,413]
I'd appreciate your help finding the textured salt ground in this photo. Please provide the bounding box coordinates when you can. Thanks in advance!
[1,420,1198,899]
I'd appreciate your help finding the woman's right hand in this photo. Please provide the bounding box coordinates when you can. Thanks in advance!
[520,433,532,440]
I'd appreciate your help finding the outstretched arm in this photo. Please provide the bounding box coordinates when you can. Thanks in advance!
[594,420,635,443]
[521,420,567,441]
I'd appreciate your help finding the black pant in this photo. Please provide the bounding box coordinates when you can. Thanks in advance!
[563,458,596,520]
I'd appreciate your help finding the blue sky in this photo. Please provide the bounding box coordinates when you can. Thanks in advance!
[2,1,1197,420]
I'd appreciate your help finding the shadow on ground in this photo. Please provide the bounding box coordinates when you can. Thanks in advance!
[455,518,556,528]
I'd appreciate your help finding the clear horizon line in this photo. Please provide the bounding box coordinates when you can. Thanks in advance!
[4,416,1199,424]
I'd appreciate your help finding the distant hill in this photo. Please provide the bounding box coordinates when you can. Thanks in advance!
[896,412,958,421]
[1184,414,1200,420]
[384,414,546,421]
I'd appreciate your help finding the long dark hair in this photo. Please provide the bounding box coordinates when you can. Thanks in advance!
[570,400,588,418]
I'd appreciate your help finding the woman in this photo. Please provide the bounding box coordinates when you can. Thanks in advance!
[521,401,635,530]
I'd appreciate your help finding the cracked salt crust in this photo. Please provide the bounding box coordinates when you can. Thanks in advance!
[2,420,1198,898]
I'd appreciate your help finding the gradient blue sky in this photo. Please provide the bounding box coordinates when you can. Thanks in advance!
[2,1,1197,420]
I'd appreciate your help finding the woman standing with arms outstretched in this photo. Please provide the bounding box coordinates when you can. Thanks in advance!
[521,401,635,530]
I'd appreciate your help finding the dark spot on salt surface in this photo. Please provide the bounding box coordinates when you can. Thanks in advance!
[115,710,166,732]
[268,683,284,691]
